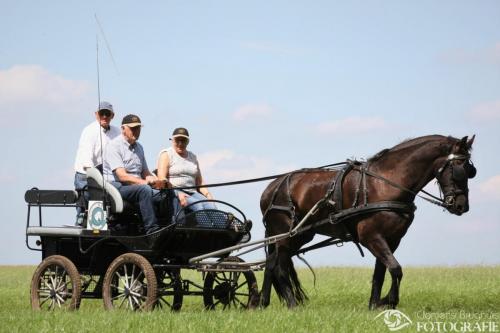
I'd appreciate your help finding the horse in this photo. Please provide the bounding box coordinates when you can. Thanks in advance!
[259,134,476,309]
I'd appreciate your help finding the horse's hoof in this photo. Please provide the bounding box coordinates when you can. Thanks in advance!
[377,296,398,309]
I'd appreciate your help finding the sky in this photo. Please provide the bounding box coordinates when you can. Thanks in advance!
[1,1,499,267]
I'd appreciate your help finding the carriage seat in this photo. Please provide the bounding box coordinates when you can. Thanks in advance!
[24,189,79,205]
[86,167,124,213]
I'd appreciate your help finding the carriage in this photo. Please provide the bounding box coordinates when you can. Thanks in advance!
[25,167,260,311]
[25,135,477,311]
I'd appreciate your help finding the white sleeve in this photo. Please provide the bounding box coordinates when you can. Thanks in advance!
[77,126,95,169]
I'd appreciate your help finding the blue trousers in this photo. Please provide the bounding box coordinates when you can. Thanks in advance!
[115,183,162,232]
[74,172,88,217]
[179,191,217,211]
[173,191,217,227]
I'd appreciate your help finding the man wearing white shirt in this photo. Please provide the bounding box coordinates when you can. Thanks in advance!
[73,101,120,224]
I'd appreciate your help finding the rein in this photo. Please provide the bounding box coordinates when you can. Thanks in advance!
[363,169,448,208]
[169,162,348,191]
[168,158,452,209]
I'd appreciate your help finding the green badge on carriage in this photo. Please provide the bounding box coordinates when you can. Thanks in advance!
[87,200,108,231]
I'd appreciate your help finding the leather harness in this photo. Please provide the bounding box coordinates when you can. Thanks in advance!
[262,160,417,257]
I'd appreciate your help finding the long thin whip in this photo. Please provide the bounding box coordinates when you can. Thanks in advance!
[96,34,107,211]
[95,14,119,75]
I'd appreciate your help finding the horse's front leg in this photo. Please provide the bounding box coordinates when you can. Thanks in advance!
[369,259,386,310]
[364,237,403,309]
[379,257,402,309]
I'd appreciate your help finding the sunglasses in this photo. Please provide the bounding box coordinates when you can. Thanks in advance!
[98,109,113,117]
[174,137,189,144]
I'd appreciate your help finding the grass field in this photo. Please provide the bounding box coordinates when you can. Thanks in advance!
[0,265,498,332]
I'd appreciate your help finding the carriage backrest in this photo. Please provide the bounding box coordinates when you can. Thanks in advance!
[24,189,79,204]
[86,167,124,213]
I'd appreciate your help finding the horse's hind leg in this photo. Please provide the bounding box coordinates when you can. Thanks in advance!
[260,244,277,308]
[262,240,306,308]
[369,259,387,310]
[271,244,298,308]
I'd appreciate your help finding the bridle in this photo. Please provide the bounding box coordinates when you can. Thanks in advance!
[360,152,476,209]
[435,153,476,207]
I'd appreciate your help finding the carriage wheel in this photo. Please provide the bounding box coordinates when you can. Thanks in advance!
[155,269,183,311]
[102,253,157,311]
[30,255,81,310]
[203,256,259,310]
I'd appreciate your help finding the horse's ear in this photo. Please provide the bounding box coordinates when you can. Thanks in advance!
[467,135,475,149]
[457,136,468,150]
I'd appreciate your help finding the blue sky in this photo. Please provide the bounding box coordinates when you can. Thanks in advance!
[1,1,499,266]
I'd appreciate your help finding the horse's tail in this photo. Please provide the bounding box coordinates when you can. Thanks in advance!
[270,248,308,307]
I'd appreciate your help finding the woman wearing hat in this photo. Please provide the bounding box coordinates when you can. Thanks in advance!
[157,127,216,215]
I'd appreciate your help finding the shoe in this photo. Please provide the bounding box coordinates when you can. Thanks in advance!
[75,213,85,227]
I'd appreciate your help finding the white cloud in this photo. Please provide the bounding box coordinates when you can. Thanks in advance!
[478,175,500,201]
[0,65,92,115]
[439,42,500,65]
[232,103,275,122]
[316,116,388,135]
[469,100,500,121]
[0,172,16,184]
[197,149,296,183]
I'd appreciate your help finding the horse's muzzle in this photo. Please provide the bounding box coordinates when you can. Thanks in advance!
[446,194,469,215]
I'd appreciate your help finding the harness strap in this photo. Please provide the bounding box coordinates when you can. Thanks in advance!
[267,205,295,215]
[295,236,366,258]
[332,162,355,209]
[292,201,416,235]
[329,201,416,224]
[264,163,352,228]
[262,175,289,225]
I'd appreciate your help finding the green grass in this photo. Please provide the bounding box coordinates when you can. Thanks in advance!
[0,265,499,332]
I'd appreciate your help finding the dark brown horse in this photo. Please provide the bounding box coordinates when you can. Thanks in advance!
[259,135,476,309]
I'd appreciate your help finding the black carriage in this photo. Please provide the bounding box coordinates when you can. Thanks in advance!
[25,168,259,311]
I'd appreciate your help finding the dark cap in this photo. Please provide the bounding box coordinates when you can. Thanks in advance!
[122,114,142,127]
[172,127,189,139]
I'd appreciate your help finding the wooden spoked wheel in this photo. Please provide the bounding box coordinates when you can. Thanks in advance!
[30,255,81,310]
[203,256,259,310]
[102,253,157,311]
[155,269,183,311]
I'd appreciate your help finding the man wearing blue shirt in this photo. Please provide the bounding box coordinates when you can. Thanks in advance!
[104,114,165,234]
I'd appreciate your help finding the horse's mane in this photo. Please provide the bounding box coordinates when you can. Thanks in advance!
[368,135,459,162]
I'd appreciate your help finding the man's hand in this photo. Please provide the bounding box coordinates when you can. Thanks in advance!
[178,192,189,207]
[148,180,167,189]
[145,175,157,184]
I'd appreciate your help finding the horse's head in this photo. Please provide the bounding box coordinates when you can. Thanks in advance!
[435,135,476,215]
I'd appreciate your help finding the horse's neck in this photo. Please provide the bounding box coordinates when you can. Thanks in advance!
[371,140,446,195]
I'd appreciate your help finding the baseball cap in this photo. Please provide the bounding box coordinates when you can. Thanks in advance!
[171,127,189,139]
[98,101,114,113]
[122,114,142,128]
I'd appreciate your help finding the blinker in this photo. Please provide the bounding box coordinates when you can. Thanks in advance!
[466,162,477,179]
[452,165,466,182]
[451,162,476,181]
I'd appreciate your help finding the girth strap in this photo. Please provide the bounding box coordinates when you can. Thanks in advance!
[332,162,355,209]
